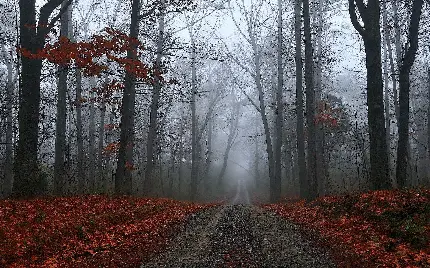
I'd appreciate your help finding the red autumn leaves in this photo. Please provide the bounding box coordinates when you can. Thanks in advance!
[0,195,214,267]
[19,28,148,79]
[314,101,340,128]
[263,188,430,268]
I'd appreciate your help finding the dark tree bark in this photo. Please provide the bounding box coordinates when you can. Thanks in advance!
[178,110,185,196]
[2,45,14,197]
[75,68,84,193]
[143,10,164,196]
[190,40,198,201]
[13,0,72,198]
[88,79,96,194]
[381,0,393,182]
[396,0,424,188]
[203,110,213,196]
[54,1,70,196]
[97,92,106,193]
[314,0,327,196]
[295,0,307,199]
[254,122,260,190]
[428,63,430,183]
[69,19,85,194]
[303,0,317,200]
[348,0,391,190]
[393,0,401,120]
[272,0,283,203]
[115,0,141,195]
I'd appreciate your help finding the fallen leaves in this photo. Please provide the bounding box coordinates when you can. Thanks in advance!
[0,195,215,267]
[263,188,430,268]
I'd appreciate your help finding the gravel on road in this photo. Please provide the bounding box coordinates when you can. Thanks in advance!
[140,204,336,268]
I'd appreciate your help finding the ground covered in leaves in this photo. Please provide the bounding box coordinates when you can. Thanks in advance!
[264,188,430,268]
[0,195,213,267]
[1,188,429,267]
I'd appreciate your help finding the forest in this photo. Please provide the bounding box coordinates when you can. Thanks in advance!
[0,0,430,267]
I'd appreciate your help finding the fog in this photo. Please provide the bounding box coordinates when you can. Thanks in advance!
[2,0,430,202]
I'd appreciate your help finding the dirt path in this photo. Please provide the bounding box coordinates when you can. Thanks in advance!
[140,204,336,267]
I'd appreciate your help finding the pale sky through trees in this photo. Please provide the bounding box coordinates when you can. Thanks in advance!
[24,0,368,180]
[8,0,429,200]
[30,0,365,110]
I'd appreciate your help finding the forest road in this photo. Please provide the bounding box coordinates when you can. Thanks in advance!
[140,205,336,268]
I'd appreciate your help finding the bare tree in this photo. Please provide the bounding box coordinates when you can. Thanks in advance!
[75,67,84,193]
[188,19,199,201]
[381,0,393,182]
[97,83,106,193]
[295,0,307,199]
[1,45,14,197]
[272,0,283,203]
[115,0,141,195]
[54,1,71,195]
[314,0,328,196]
[13,0,73,198]
[143,5,165,195]
[348,0,391,190]
[218,98,240,186]
[428,57,430,182]
[88,78,96,193]
[228,0,275,202]
[303,0,317,200]
[396,0,424,188]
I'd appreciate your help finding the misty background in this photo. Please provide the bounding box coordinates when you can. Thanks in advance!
[1,0,430,202]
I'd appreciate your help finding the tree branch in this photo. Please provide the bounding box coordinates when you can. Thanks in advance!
[39,0,73,35]
[355,0,367,20]
[228,0,251,44]
[138,5,157,20]
[401,0,423,69]
[197,92,222,142]
[348,0,365,36]
[241,89,261,113]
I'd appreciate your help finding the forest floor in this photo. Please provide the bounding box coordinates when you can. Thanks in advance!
[1,187,429,267]
[140,204,336,267]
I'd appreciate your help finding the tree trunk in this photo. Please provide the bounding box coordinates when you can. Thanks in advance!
[168,144,176,197]
[396,0,424,188]
[14,1,43,198]
[382,18,391,181]
[97,88,106,193]
[393,0,401,120]
[203,114,213,196]
[115,0,141,195]
[218,100,240,186]
[314,0,327,196]
[2,45,14,197]
[254,121,260,190]
[14,9,42,198]
[88,78,96,194]
[75,68,84,193]
[13,0,72,198]
[272,0,283,203]
[143,10,164,196]
[54,1,70,196]
[295,0,307,199]
[427,62,430,184]
[190,36,198,201]
[178,110,185,197]
[382,0,395,183]
[349,0,391,190]
[303,0,317,200]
